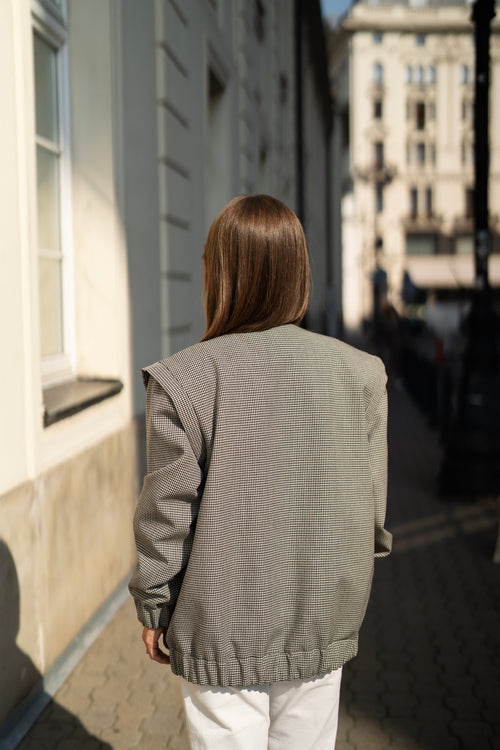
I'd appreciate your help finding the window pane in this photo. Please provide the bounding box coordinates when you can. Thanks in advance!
[36,145,60,251]
[34,34,59,143]
[406,234,437,255]
[373,63,383,84]
[456,235,473,254]
[426,187,433,216]
[374,141,384,168]
[410,188,418,217]
[416,101,425,129]
[39,257,63,356]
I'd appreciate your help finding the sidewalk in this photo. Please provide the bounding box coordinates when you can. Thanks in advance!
[16,383,500,749]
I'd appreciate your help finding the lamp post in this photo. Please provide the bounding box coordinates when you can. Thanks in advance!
[439,0,500,498]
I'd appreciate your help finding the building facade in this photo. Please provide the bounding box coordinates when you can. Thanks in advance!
[329,0,500,335]
[0,0,332,735]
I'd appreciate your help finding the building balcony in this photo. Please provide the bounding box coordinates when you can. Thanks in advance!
[352,163,397,185]
[403,214,443,233]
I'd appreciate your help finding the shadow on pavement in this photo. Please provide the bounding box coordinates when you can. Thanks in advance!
[336,384,500,750]
[0,540,111,750]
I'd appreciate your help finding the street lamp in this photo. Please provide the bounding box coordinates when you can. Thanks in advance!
[439,0,500,498]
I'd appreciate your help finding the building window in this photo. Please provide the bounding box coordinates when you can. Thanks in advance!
[406,234,437,255]
[373,32,383,44]
[416,33,426,46]
[416,142,425,165]
[416,101,425,130]
[373,99,382,119]
[374,141,384,169]
[461,141,469,165]
[425,187,433,217]
[427,65,436,85]
[415,65,424,85]
[428,101,435,120]
[405,65,412,84]
[373,62,383,85]
[456,235,473,254]
[410,187,418,218]
[465,187,474,219]
[375,182,384,214]
[461,64,469,85]
[462,99,473,123]
[33,3,73,385]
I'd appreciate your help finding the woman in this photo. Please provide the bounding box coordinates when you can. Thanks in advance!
[129,194,391,750]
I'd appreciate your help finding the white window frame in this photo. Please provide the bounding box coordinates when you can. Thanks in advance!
[32,0,75,387]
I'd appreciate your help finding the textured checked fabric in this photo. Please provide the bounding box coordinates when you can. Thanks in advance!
[129,324,391,687]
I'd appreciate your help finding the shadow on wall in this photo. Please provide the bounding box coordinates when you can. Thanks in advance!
[0,540,110,750]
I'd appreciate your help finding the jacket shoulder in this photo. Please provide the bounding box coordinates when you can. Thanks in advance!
[300,330,386,392]
[141,337,232,397]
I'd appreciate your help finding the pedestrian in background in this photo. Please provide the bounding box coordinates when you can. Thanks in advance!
[129,194,392,750]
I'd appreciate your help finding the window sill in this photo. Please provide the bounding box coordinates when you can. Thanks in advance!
[43,378,123,428]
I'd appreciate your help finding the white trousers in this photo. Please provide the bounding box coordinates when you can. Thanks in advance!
[181,668,342,750]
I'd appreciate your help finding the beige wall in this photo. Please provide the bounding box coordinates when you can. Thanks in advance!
[0,425,138,726]
[0,0,35,491]
[0,0,137,726]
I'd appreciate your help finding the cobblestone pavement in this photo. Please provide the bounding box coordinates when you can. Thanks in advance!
[16,382,500,749]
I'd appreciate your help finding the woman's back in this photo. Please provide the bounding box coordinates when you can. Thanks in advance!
[135,324,390,687]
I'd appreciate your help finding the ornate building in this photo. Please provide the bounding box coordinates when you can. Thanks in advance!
[329,0,500,334]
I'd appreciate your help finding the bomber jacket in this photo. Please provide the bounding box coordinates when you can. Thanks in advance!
[129,324,391,687]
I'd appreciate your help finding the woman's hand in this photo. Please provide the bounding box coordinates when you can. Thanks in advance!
[142,626,171,665]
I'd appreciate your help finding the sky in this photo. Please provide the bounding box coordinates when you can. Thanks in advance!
[319,0,353,20]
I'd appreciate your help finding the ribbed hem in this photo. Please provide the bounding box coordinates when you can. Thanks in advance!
[169,638,358,687]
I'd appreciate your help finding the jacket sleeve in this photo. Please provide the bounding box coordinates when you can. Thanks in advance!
[366,360,392,557]
[129,375,203,629]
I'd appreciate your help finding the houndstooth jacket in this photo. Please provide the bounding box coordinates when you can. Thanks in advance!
[129,324,391,687]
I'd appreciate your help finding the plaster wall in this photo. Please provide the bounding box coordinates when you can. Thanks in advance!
[0,0,138,726]
[0,0,36,492]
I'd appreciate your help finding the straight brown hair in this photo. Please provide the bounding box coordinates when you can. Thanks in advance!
[202,194,310,341]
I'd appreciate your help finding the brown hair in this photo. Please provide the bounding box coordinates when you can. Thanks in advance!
[202,194,310,340]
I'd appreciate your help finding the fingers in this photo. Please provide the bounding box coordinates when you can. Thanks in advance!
[142,626,171,665]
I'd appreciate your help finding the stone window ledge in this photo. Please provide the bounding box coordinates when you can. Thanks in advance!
[43,378,123,428]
